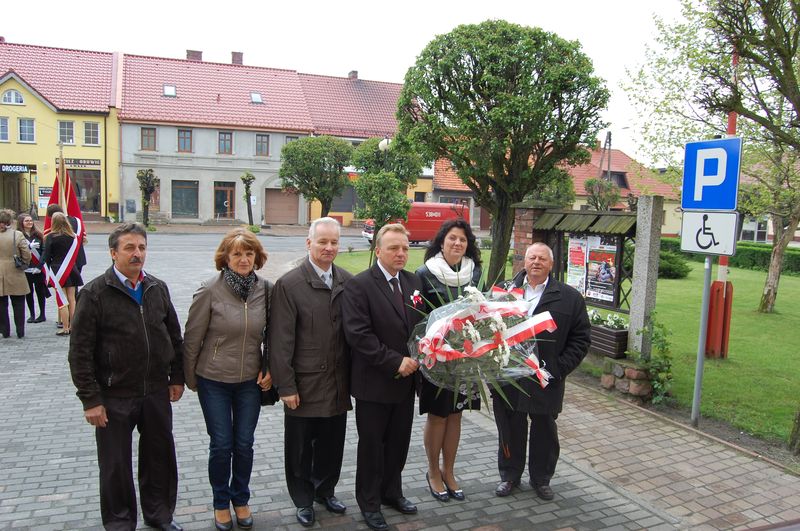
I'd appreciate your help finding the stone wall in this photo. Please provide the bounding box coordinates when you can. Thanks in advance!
[600,357,652,399]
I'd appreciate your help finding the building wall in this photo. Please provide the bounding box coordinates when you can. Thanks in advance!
[1,78,110,217]
[120,123,306,224]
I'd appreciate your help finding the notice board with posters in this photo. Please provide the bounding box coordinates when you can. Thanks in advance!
[565,233,622,308]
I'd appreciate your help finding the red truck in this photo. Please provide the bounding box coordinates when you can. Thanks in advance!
[361,202,470,244]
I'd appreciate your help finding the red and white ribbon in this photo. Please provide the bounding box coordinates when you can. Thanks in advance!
[43,218,83,307]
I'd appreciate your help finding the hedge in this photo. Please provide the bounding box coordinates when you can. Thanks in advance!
[661,237,800,275]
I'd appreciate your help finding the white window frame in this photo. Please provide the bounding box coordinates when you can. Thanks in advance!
[58,121,75,145]
[18,118,35,143]
[84,122,100,145]
[2,90,24,104]
[0,117,8,142]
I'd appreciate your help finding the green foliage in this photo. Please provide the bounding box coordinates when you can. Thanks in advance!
[350,137,423,186]
[398,19,609,283]
[658,250,691,279]
[628,312,673,405]
[352,171,410,248]
[246,224,260,234]
[136,168,159,227]
[661,237,800,275]
[146,224,157,232]
[584,178,622,211]
[524,177,576,208]
[278,136,353,217]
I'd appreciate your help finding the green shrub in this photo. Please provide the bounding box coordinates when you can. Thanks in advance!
[658,250,690,279]
[146,224,157,232]
[247,225,261,234]
[660,237,800,275]
[628,311,673,404]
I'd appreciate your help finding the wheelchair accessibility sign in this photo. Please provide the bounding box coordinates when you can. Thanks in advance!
[680,211,739,256]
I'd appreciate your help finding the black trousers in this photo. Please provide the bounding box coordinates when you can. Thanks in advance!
[25,272,47,317]
[284,412,347,508]
[492,397,559,486]
[96,388,177,531]
[354,390,414,512]
[0,295,25,338]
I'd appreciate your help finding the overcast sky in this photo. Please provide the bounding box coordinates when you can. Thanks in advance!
[5,0,683,164]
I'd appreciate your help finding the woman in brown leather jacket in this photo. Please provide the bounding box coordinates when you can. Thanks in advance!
[183,228,272,531]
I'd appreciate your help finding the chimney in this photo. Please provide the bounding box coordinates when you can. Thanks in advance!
[186,49,203,61]
[0,37,5,43]
[232,52,243,65]
[348,70,358,80]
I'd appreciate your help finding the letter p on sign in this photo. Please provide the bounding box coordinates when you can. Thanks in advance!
[694,148,727,201]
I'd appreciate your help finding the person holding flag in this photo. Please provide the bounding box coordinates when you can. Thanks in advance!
[41,213,83,335]
[17,213,49,323]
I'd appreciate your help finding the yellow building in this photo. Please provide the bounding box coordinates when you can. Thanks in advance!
[0,41,121,219]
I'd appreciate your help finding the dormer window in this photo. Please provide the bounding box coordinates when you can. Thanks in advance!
[604,171,629,189]
[163,84,177,97]
[1,89,24,104]
[250,92,263,104]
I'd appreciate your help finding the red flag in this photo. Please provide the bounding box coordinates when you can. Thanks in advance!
[43,168,85,307]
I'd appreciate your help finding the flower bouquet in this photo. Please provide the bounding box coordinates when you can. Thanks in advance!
[408,286,558,406]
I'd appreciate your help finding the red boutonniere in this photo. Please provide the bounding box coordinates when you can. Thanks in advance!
[410,290,423,307]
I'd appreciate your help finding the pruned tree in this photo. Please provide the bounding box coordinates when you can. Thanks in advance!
[278,135,353,217]
[398,19,609,281]
[584,178,622,211]
[625,0,800,313]
[136,168,159,227]
[241,171,256,226]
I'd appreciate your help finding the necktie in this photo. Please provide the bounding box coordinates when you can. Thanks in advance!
[389,277,406,320]
[321,272,332,289]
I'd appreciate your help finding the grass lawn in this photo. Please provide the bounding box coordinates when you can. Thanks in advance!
[334,250,800,442]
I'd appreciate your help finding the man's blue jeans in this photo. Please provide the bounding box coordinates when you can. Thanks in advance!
[197,376,261,509]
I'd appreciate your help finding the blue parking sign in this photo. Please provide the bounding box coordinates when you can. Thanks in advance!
[682,137,742,211]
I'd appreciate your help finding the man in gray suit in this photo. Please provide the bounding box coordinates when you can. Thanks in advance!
[269,217,353,527]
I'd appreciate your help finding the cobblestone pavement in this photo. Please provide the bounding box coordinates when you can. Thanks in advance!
[1,232,798,530]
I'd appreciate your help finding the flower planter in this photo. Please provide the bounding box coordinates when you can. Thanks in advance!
[590,325,628,359]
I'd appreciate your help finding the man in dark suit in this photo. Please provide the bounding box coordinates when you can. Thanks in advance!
[342,223,424,531]
[493,242,591,501]
[269,217,353,527]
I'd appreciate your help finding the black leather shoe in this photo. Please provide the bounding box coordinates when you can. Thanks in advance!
[314,495,346,513]
[362,511,388,531]
[494,479,520,497]
[33,315,46,323]
[442,478,465,501]
[233,505,253,529]
[26,316,35,323]
[145,520,184,531]
[381,496,417,514]
[533,483,555,500]
[426,472,449,502]
[296,506,315,527]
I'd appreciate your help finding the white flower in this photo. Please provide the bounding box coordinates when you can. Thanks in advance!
[463,286,485,303]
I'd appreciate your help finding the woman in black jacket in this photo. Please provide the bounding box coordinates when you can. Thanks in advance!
[415,218,482,503]
[41,212,83,335]
[17,213,48,323]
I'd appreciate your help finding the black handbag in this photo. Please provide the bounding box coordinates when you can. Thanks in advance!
[12,232,26,269]
[260,279,279,406]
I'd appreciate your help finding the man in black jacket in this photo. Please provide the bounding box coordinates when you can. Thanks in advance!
[493,242,591,501]
[69,223,184,531]
[342,224,424,531]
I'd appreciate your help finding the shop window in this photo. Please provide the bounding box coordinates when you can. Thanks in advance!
[172,180,199,218]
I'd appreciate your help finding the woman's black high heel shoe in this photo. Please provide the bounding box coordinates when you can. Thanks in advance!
[426,472,450,502]
[442,478,465,501]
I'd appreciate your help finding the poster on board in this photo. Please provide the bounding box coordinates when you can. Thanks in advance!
[566,234,588,296]
[585,235,617,303]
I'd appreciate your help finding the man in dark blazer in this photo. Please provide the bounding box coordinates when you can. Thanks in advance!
[269,218,353,527]
[493,242,591,501]
[342,223,424,531]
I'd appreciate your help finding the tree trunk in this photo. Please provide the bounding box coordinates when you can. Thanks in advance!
[142,195,150,227]
[790,408,800,455]
[321,199,331,218]
[759,214,799,313]
[246,192,254,226]
[486,194,514,284]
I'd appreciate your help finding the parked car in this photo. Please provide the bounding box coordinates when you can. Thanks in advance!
[361,202,470,244]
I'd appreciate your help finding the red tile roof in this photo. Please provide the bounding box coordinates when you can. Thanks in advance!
[433,147,678,200]
[119,54,313,132]
[0,41,113,112]
[298,73,401,138]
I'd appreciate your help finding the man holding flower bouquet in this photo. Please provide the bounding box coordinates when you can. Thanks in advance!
[342,224,424,531]
[492,243,591,501]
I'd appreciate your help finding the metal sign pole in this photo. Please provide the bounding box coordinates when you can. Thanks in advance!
[691,256,713,426]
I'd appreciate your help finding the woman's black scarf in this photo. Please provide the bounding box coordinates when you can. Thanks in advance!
[222,267,257,301]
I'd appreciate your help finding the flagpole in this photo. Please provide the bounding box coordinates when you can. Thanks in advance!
[58,142,67,210]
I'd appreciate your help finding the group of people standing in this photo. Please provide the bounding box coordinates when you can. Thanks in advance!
[66,217,590,531]
[0,206,85,339]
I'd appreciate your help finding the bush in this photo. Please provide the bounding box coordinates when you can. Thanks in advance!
[660,237,800,275]
[658,250,690,279]
[628,311,673,404]
[146,224,157,232]
[246,225,261,234]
